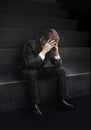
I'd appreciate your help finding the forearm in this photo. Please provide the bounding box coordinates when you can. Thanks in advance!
[24,48,44,69]
[25,55,43,69]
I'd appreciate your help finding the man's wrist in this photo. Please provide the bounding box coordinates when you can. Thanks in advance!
[55,54,60,60]
[53,51,60,58]
[39,51,45,60]
[41,49,47,55]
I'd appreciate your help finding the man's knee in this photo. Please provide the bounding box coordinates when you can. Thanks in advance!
[27,69,38,78]
[57,66,66,76]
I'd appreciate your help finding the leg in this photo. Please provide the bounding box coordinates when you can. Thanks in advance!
[38,66,67,99]
[26,70,40,104]
[19,69,40,104]
[39,66,74,109]
[23,69,43,115]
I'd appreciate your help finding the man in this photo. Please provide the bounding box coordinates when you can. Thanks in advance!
[18,28,74,116]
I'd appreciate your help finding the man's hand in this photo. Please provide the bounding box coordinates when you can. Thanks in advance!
[42,39,56,55]
[51,44,59,56]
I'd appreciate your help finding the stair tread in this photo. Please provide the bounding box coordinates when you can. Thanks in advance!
[0,65,90,83]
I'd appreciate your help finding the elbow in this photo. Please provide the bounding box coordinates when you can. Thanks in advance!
[28,61,38,69]
[25,60,36,69]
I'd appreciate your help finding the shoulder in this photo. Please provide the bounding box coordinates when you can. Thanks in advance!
[24,40,33,46]
[24,40,36,48]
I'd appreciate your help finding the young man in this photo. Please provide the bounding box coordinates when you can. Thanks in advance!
[18,28,74,116]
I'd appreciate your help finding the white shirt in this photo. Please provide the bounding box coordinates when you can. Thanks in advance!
[39,51,60,60]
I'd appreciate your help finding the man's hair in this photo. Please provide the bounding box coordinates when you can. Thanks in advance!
[42,28,60,42]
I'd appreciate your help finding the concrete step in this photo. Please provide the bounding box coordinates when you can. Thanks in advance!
[0,65,90,83]
[0,3,68,18]
[47,47,90,67]
[0,29,89,47]
[0,67,90,112]
[0,14,77,30]
[0,47,90,73]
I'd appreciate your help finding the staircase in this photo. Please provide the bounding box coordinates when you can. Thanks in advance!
[0,0,90,112]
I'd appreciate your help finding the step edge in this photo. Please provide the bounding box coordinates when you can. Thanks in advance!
[0,72,90,85]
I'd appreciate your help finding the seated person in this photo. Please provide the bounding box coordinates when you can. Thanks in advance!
[18,28,74,116]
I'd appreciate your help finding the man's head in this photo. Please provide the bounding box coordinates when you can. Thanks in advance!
[40,28,60,46]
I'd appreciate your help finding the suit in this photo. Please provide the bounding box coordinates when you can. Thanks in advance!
[18,38,66,104]
[18,38,62,71]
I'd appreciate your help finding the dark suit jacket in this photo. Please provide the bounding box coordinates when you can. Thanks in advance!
[18,38,62,71]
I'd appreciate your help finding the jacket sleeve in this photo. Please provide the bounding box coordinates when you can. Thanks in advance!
[50,52,62,68]
[23,42,43,69]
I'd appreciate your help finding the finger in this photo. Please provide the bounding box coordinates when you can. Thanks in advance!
[47,38,52,43]
[55,42,58,46]
[49,40,56,44]
[51,45,56,49]
[50,42,56,46]
[51,44,56,48]
[51,42,57,47]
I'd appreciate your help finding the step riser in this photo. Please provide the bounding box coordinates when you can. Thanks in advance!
[0,82,28,112]
[0,14,77,30]
[0,7,68,18]
[0,48,90,73]
[60,48,90,65]
[0,74,90,112]
[67,74,90,97]
[0,1,62,9]
[0,29,89,47]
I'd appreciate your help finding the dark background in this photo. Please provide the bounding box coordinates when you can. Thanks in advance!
[57,0,91,44]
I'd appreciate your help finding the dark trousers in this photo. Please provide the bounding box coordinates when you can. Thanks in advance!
[20,66,67,104]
